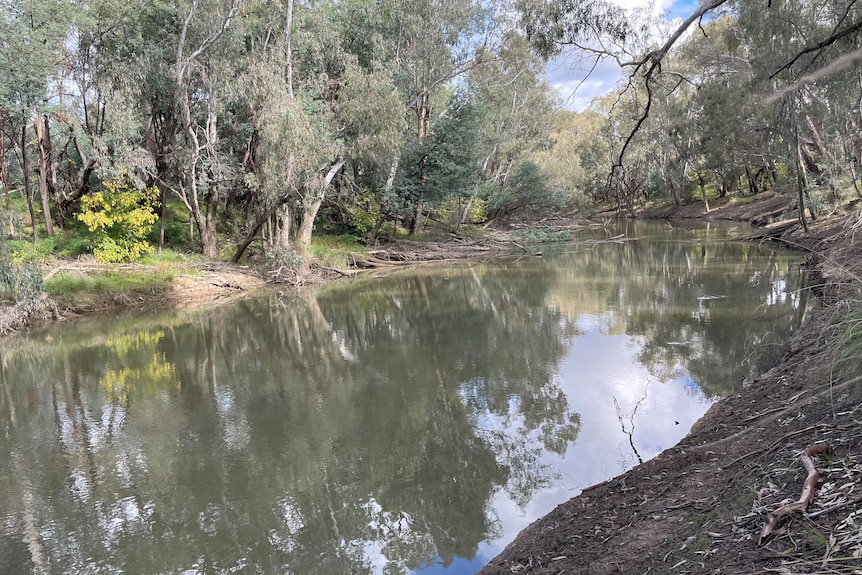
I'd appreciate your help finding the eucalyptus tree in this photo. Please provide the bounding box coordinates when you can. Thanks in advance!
[229,0,405,262]
[170,0,243,257]
[0,0,77,238]
[534,107,610,208]
[343,0,499,235]
[466,30,562,223]
[518,0,862,217]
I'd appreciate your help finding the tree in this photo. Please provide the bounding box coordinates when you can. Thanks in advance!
[0,0,75,238]
[174,0,242,258]
[392,93,480,228]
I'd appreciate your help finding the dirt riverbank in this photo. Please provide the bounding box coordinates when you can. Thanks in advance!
[479,207,862,575]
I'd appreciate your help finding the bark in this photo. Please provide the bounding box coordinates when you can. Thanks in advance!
[668,170,682,208]
[697,172,710,213]
[275,202,292,249]
[35,111,54,237]
[43,115,58,203]
[174,0,240,258]
[759,443,831,542]
[745,165,759,196]
[284,0,294,98]
[295,159,346,251]
[1,113,9,210]
[796,131,810,233]
[231,204,280,263]
[21,124,38,241]
[58,159,96,217]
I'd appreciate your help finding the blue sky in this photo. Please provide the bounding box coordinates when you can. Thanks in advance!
[547,0,701,110]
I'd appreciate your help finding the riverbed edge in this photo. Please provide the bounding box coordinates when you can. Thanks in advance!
[477,210,862,574]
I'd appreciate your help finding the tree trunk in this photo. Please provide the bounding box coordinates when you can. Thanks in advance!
[202,183,219,258]
[35,111,54,237]
[745,165,758,196]
[21,124,38,241]
[795,125,809,233]
[284,0,294,98]
[1,113,9,210]
[295,160,345,252]
[409,154,427,235]
[668,171,682,208]
[174,0,239,258]
[698,172,710,213]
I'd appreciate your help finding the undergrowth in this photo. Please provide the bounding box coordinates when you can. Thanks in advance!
[46,270,175,306]
[308,234,366,268]
[510,227,573,244]
[832,297,862,381]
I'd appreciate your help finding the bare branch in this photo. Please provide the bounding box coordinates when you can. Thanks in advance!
[770,16,862,78]
[612,0,730,169]
[768,47,862,102]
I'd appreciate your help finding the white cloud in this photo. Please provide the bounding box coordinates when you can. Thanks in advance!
[547,0,693,110]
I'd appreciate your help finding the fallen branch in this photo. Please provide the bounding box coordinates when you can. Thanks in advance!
[759,442,831,543]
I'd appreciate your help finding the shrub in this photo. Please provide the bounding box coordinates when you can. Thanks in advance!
[0,242,45,302]
[78,177,160,262]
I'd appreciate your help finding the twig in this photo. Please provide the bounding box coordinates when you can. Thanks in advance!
[806,493,862,518]
[760,443,832,543]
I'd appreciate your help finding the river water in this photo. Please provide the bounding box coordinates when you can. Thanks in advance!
[0,221,807,575]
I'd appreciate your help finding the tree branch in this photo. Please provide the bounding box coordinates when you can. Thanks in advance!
[770,15,862,78]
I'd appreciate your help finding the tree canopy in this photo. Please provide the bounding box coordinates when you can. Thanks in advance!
[2,0,861,268]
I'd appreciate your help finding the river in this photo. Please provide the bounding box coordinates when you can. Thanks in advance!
[0,221,807,575]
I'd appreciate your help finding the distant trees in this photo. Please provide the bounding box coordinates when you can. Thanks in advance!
[518,0,862,219]
[1,0,582,265]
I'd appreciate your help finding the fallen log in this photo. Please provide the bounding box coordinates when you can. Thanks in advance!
[759,442,831,543]
[728,220,799,242]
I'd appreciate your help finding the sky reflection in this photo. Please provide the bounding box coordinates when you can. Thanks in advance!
[0,224,805,575]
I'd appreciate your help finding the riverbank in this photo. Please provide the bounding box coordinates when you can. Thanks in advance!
[479,209,862,574]
[3,199,861,572]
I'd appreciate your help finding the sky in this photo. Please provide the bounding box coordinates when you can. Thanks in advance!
[547,0,700,110]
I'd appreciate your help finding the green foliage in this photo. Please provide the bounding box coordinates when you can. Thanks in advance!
[349,194,382,234]
[54,235,92,258]
[510,227,573,244]
[6,237,56,262]
[0,241,45,302]
[833,298,862,382]
[308,234,367,268]
[46,270,174,304]
[468,197,487,223]
[439,196,486,227]
[78,177,160,263]
[486,161,566,223]
[392,93,481,220]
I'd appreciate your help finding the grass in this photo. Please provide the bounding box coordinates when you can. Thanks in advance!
[832,297,862,382]
[308,234,367,268]
[46,270,175,307]
[138,249,203,267]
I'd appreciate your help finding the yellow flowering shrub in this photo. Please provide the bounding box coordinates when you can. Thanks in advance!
[78,177,160,263]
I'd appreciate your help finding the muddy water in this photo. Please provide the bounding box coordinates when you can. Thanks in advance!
[0,221,806,575]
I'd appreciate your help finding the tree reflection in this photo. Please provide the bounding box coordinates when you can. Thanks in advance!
[0,222,804,574]
[0,262,580,574]
[546,221,806,397]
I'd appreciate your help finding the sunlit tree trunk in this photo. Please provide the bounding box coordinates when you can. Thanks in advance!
[21,124,38,241]
[34,111,54,236]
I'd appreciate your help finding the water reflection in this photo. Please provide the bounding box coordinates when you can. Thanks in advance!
[0,222,805,574]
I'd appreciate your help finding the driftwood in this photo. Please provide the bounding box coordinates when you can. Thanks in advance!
[0,296,58,334]
[728,220,800,243]
[759,442,831,543]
